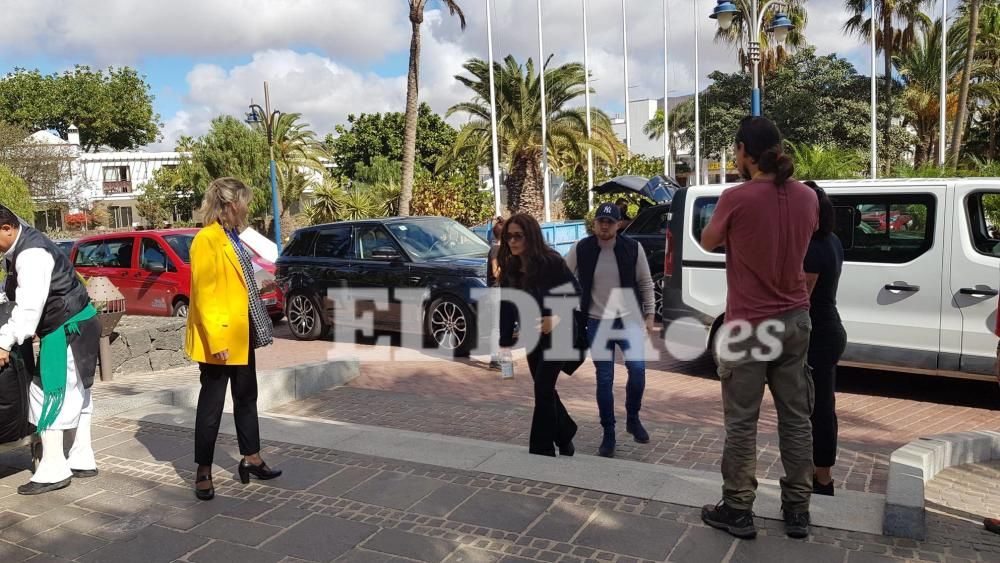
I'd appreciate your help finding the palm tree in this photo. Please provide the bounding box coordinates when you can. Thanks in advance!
[444,55,619,217]
[714,0,809,77]
[399,0,466,218]
[894,19,962,164]
[787,142,866,179]
[307,179,345,225]
[950,0,983,165]
[643,103,694,172]
[844,0,932,157]
[252,112,330,239]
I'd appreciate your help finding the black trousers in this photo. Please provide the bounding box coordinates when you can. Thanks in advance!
[194,349,260,466]
[808,324,847,468]
[526,346,577,455]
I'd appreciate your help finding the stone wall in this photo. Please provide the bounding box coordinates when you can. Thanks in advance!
[110,316,192,374]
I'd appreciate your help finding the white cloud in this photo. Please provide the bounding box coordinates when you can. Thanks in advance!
[2,0,873,148]
[0,0,407,65]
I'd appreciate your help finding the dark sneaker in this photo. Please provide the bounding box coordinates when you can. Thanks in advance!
[598,430,616,458]
[701,501,757,539]
[813,476,834,496]
[626,418,650,443]
[783,510,810,539]
[985,518,1000,535]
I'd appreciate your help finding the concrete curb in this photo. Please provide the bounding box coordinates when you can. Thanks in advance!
[95,358,360,419]
[883,430,1000,539]
[115,404,888,536]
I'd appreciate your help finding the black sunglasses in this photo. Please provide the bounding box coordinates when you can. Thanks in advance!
[504,232,525,241]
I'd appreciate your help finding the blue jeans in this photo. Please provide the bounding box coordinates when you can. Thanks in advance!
[587,317,646,430]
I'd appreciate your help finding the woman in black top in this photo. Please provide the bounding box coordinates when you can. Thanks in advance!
[498,213,580,457]
[803,182,847,496]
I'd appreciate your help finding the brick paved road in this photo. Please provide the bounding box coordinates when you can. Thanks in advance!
[2,418,998,562]
[267,323,999,496]
[926,461,1000,525]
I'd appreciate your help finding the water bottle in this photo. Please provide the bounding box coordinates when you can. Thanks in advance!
[499,348,514,380]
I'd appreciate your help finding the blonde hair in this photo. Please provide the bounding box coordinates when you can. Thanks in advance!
[200,177,252,230]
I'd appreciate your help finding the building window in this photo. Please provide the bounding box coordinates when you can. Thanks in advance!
[109,206,134,229]
[34,209,64,233]
[102,166,131,182]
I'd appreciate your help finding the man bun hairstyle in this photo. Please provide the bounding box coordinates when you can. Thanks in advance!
[735,116,795,187]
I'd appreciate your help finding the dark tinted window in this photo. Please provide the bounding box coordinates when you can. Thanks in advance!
[74,237,134,268]
[965,192,1000,257]
[828,194,935,263]
[628,207,671,235]
[162,234,193,263]
[313,227,352,259]
[283,230,317,257]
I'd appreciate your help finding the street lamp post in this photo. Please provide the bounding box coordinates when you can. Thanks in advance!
[710,0,794,117]
[246,81,283,253]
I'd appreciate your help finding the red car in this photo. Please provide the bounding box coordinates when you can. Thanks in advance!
[70,228,283,320]
[858,204,913,232]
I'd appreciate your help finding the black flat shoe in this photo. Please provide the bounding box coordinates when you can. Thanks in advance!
[813,476,835,496]
[71,468,99,479]
[194,475,214,501]
[558,441,575,457]
[528,449,557,457]
[239,459,282,484]
[18,478,71,496]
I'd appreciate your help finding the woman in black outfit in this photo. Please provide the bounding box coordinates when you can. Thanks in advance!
[497,213,580,457]
[803,181,847,496]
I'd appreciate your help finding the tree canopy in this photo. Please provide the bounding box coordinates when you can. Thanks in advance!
[0,66,161,151]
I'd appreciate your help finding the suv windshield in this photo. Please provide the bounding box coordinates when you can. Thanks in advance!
[163,234,194,263]
[387,218,489,260]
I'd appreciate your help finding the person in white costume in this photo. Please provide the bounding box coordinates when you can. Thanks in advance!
[0,205,100,495]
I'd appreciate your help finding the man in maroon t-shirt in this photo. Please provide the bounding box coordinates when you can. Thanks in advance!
[698,117,819,541]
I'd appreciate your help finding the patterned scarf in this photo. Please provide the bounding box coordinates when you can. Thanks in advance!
[225,229,273,349]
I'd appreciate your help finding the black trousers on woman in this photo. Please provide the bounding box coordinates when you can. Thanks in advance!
[526,343,577,456]
[808,324,847,468]
[194,349,260,466]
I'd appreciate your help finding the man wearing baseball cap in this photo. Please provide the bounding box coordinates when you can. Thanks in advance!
[565,202,655,458]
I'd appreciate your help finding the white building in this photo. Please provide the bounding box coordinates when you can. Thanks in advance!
[28,126,185,231]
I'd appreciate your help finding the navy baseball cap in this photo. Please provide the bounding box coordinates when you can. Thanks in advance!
[595,202,622,222]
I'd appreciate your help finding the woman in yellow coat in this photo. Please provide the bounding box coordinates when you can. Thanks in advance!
[186,177,281,501]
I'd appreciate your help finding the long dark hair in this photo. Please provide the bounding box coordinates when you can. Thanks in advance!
[498,213,558,289]
[804,180,834,238]
[734,117,794,187]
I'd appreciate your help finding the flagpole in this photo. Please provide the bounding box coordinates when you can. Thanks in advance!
[663,0,670,177]
[486,0,502,217]
[694,0,701,186]
[583,0,595,211]
[537,0,552,222]
[622,0,632,154]
[939,0,948,166]
[871,0,878,179]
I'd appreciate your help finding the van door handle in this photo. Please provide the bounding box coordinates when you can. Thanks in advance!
[884,283,920,292]
[959,287,999,297]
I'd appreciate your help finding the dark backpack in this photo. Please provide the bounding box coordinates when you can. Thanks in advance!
[0,301,35,445]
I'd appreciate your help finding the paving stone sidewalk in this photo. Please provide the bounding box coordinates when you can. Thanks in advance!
[925,461,1000,527]
[274,386,890,496]
[2,418,998,563]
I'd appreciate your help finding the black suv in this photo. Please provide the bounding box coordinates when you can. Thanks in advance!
[275,216,489,355]
[622,203,671,318]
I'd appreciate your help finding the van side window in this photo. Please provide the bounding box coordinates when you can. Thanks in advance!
[965,192,1000,257]
[692,197,723,254]
[828,194,935,263]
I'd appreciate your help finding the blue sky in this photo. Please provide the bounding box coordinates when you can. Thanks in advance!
[0,0,947,150]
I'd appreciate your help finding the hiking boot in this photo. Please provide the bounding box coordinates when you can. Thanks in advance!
[701,501,757,539]
[626,418,650,443]
[783,510,811,539]
[598,429,616,458]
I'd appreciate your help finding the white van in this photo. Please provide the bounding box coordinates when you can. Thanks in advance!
[661,178,1000,382]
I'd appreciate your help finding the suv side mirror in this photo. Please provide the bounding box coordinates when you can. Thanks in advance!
[371,246,401,261]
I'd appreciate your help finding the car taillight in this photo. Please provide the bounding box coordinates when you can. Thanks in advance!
[664,229,674,278]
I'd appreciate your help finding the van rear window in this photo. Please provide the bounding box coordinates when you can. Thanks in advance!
[691,197,722,254]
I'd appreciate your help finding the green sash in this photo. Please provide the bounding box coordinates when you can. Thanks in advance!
[37,303,97,431]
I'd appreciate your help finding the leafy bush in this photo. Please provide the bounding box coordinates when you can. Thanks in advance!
[787,143,865,180]
[0,165,34,223]
[411,176,493,226]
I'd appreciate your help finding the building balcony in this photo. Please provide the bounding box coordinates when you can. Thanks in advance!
[103,180,133,195]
